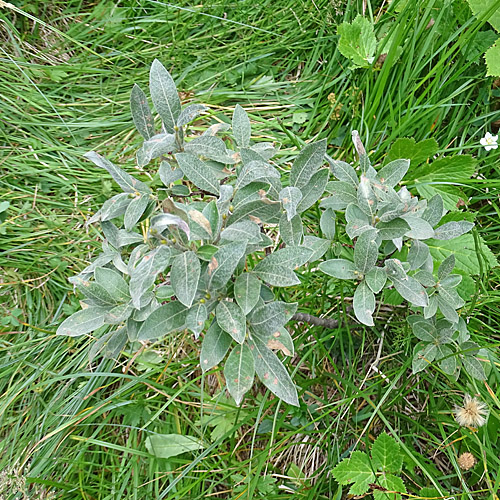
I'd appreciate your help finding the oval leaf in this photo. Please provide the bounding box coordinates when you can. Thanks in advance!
[171,251,201,307]
[224,343,255,406]
[216,300,246,344]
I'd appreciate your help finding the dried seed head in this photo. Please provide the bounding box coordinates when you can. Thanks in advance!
[457,452,476,471]
[454,394,488,428]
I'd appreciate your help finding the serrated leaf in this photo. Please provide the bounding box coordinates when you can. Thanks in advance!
[467,0,500,32]
[353,281,376,326]
[249,336,299,406]
[332,451,375,495]
[130,83,155,140]
[234,273,261,315]
[280,213,303,246]
[371,433,402,473]
[145,434,204,459]
[280,187,302,221]
[485,39,500,77]
[177,103,207,127]
[254,264,300,287]
[170,251,201,307]
[56,306,109,337]
[296,168,329,213]
[208,241,247,290]
[302,236,331,262]
[149,59,181,133]
[290,139,327,189]
[319,259,357,279]
[176,152,220,195]
[124,194,149,230]
[357,175,377,216]
[249,301,297,337]
[320,207,336,239]
[137,301,187,341]
[232,104,251,147]
[224,343,255,405]
[386,137,438,166]
[221,220,262,243]
[337,15,377,67]
[376,218,410,240]
[354,228,379,274]
[434,221,474,240]
[216,301,246,344]
[365,267,386,293]
[95,267,130,303]
[84,151,150,194]
[386,260,429,307]
[185,302,207,338]
[373,473,406,500]
[408,240,430,270]
[327,158,358,187]
[200,321,232,372]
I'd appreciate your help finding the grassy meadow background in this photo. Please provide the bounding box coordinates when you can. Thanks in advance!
[1,0,500,498]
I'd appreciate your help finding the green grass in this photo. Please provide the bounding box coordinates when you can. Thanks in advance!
[1,0,500,499]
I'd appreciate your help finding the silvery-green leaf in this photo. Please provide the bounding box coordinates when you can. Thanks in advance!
[353,281,376,326]
[235,160,280,190]
[279,186,302,221]
[137,133,176,167]
[149,59,181,134]
[319,259,357,280]
[202,200,220,237]
[325,180,357,205]
[436,345,456,375]
[129,246,171,308]
[95,267,130,303]
[240,147,263,165]
[377,202,406,222]
[302,236,330,262]
[280,213,303,246]
[232,104,251,148]
[159,161,184,187]
[414,270,436,287]
[320,195,349,211]
[392,237,403,251]
[354,228,379,274]
[216,185,233,216]
[251,142,277,161]
[132,296,159,322]
[232,182,267,211]
[101,221,120,248]
[127,244,148,274]
[365,267,386,293]
[248,336,299,406]
[228,200,281,226]
[130,83,155,140]
[376,159,409,188]
[434,221,474,240]
[76,277,117,307]
[203,122,231,137]
[257,246,312,269]
[412,343,437,373]
[249,301,297,337]
[216,301,246,344]
[376,218,410,240]
[56,306,109,337]
[440,274,462,288]
[438,286,465,309]
[234,273,261,315]
[290,139,327,189]
[403,216,435,240]
[117,229,145,248]
[185,135,238,164]
[462,355,485,380]
[424,295,438,318]
[221,220,261,243]
[387,263,429,307]
[105,303,133,324]
[320,208,336,239]
[224,343,255,406]
[89,329,114,363]
[296,168,329,213]
[345,203,372,238]
[208,241,247,290]
[84,151,150,194]
[171,251,201,307]
[438,254,455,280]
[124,194,149,231]
[175,152,220,195]
[200,321,232,372]
[327,157,358,187]
[409,318,436,342]
[408,240,430,270]
[145,434,204,459]
[101,327,127,359]
[266,327,294,356]
[137,301,187,341]
[254,265,300,287]
[422,194,444,226]
[177,103,207,127]
[101,193,132,222]
[357,175,377,217]
[185,302,207,338]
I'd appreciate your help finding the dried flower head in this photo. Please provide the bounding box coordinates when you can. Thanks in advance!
[457,452,476,471]
[454,394,488,428]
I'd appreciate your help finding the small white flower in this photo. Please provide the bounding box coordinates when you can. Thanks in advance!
[480,132,498,151]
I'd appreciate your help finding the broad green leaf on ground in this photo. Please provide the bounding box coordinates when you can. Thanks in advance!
[280,187,302,221]
[56,306,108,337]
[249,336,299,406]
[371,433,403,473]
[337,15,377,67]
[224,343,255,405]
[462,30,498,63]
[466,0,500,32]
[208,241,247,290]
[200,322,232,372]
[170,251,201,307]
[145,434,203,459]
[232,104,251,147]
[428,234,497,275]
[296,168,329,213]
[84,151,150,194]
[149,59,181,133]
[353,281,376,326]
[289,139,327,189]
[130,83,155,140]
[234,273,261,315]
[373,474,407,500]
[485,39,500,76]
[137,302,187,340]
[176,152,220,195]
[386,138,438,166]
[216,301,246,344]
[332,451,375,496]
